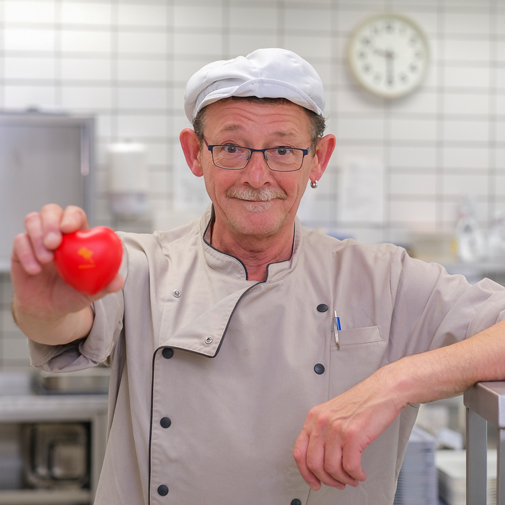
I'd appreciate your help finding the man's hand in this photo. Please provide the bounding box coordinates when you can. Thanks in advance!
[293,368,405,491]
[11,204,123,344]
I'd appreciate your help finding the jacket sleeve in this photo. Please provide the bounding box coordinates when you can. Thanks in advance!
[387,248,505,364]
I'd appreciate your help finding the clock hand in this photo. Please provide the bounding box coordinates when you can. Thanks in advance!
[386,51,395,86]
[373,47,388,57]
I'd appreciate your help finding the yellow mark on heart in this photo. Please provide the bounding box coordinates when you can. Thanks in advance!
[77,247,96,269]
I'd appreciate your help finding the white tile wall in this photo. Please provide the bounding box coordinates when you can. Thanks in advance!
[61,57,112,81]
[4,1,56,24]
[4,28,55,52]
[1,0,505,368]
[62,2,112,25]
[173,5,223,29]
[117,4,169,28]
[229,6,278,31]
[443,65,491,89]
[117,58,168,82]
[5,57,56,79]
[60,30,112,54]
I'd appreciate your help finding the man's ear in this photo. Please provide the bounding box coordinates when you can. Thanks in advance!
[180,128,204,177]
[310,134,336,182]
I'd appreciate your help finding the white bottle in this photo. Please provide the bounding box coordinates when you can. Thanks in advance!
[456,196,485,263]
[488,212,505,262]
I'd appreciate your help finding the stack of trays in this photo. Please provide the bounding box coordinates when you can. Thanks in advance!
[436,450,496,505]
[394,426,438,505]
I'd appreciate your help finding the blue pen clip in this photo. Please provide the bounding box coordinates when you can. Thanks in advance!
[332,310,341,350]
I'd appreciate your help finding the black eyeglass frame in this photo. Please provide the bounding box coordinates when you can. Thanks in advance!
[203,138,311,172]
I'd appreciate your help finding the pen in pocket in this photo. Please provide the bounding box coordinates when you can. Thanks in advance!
[332,310,341,350]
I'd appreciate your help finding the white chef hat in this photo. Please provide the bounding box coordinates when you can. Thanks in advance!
[184,48,325,122]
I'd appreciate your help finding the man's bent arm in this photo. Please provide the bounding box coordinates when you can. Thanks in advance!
[294,319,505,491]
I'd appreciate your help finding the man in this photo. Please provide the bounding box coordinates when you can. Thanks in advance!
[10,48,505,504]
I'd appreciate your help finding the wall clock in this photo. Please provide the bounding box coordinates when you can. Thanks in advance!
[348,13,430,98]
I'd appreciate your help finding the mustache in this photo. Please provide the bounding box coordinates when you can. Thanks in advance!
[226,187,288,202]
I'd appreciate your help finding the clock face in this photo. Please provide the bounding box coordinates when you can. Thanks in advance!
[348,14,429,98]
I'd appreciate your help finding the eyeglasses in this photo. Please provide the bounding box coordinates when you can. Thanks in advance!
[203,138,311,172]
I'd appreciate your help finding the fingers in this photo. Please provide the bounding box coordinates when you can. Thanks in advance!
[306,434,348,490]
[39,204,64,250]
[294,429,348,491]
[15,205,89,273]
[24,212,54,265]
[293,430,322,491]
[324,434,363,487]
[294,403,369,492]
[12,232,43,275]
[40,204,89,249]
[341,442,367,483]
[60,205,90,234]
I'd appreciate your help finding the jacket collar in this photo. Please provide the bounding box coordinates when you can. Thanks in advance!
[199,205,302,282]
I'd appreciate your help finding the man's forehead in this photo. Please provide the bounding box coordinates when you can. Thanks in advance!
[204,98,311,135]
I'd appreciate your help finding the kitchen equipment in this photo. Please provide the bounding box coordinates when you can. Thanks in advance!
[32,368,110,395]
[0,110,95,272]
[22,423,89,489]
[0,424,23,490]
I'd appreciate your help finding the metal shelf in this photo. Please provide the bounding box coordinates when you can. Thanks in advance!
[0,489,91,504]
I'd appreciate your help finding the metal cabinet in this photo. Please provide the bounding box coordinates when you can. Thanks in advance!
[0,111,95,272]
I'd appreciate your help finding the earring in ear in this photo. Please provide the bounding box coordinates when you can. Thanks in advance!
[310,180,318,189]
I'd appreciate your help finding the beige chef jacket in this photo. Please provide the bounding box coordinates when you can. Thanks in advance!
[29,206,505,505]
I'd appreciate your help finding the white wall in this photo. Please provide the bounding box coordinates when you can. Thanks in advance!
[1,0,504,368]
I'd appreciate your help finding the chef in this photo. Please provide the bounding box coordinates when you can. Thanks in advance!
[10,48,505,505]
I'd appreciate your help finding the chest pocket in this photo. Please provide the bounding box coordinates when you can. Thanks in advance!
[329,325,387,398]
[337,326,383,347]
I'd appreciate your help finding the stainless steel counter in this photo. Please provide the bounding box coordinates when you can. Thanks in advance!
[0,371,108,421]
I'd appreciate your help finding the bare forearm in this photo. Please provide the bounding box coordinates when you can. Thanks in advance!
[12,298,94,345]
[384,319,505,408]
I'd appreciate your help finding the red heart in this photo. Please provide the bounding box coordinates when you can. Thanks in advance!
[54,227,123,296]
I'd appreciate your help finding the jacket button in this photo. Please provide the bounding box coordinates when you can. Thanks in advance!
[162,348,174,359]
[314,363,325,375]
[291,500,302,505]
[316,304,328,312]
[157,485,169,496]
[160,417,172,429]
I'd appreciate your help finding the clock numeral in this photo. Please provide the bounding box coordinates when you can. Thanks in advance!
[363,64,371,73]
[373,73,382,83]
[410,64,418,73]
[358,51,367,59]
[400,73,408,83]
[361,37,371,46]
